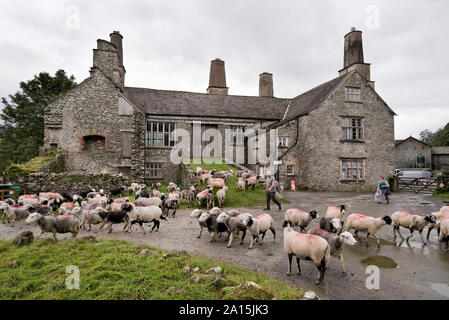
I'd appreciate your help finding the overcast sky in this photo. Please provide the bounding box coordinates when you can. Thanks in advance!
[0,0,448,139]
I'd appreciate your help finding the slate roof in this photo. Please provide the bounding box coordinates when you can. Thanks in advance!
[395,136,432,148]
[124,87,291,121]
[282,73,349,122]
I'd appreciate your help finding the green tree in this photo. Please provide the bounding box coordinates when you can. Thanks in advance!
[419,129,434,144]
[431,122,449,146]
[0,70,76,171]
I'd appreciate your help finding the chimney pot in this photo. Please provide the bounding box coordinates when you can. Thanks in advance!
[207,58,228,95]
[259,72,273,97]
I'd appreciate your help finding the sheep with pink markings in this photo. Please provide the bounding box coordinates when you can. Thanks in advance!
[241,213,276,249]
[345,213,392,248]
[284,208,319,232]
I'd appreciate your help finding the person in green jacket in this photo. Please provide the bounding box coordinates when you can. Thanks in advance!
[377,176,390,204]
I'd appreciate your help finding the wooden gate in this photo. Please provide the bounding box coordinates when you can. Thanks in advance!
[397,177,437,194]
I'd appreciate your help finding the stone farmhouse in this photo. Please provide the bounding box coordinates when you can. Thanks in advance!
[43,28,396,191]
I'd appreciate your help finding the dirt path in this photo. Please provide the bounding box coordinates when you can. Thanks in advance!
[1,192,448,300]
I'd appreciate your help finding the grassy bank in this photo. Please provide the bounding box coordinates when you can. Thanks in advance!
[120,159,287,210]
[0,239,302,300]
[433,192,449,200]
[189,160,287,208]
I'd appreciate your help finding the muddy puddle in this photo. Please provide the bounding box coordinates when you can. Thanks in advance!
[361,255,398,268]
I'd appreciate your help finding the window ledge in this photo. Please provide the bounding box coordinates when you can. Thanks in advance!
[146,146,174,149]
[340,179,366,183]
[345,100,363,104]
[339,139,365,143]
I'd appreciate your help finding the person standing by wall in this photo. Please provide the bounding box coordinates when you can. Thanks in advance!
[264,171,282,211]
[377,176,390,204]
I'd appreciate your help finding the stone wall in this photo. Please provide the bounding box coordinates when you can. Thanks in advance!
[15,172,129,195]
[280,72,395,192]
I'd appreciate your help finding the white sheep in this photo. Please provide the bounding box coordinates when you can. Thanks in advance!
[244,176,259,191]
[325,205,346,228]
[309,228,357,273]
[77,207,105,231]
[284,208,319,232]
[283,221,330,284]
[206,177,225,189]
[242,213,276,249]
[345,213,392,248]
[216,186,228,208]
[0,203,36,226]
[134,197,161,207]
[427,211,449,240]
[237,178,245,191]
[440,206,449,214]
[126,204,167,233]
[438,219,449,249]
[391,211,437,245]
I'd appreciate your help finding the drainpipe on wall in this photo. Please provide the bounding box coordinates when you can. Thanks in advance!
[143,114,147,184]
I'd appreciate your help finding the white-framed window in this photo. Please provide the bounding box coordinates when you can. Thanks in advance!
[146,122,175,147]
[145,162,162,178]
[341,117,364,141]
[341,159,364,180]
[286,165,294,176]
[346,87,361,102]
[228,125,245,146]
[278,137,289,147]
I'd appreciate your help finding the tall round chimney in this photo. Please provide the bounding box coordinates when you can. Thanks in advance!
[109,31,125,90]
[343,28,364,68]
[259,72,273,97]
[207,58,228,95]
[110,31,123,67]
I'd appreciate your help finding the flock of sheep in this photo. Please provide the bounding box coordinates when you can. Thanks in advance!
[191,203,449,285]
[0,166,448,287]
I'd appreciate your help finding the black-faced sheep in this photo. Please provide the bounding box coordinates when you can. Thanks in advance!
[318,217,341,233]
[109,186,126,197]
[98,203,132,233]
[244,176,259,191]
[283,220,330,284]
[345,213,392,248]
[26,212,82,240]
[135,187,150,199]
[325,205,346,231]
[216,212,250,247]
[126,204,167,233]
[427,211,449,240]
[284,208,319,232]
[309,228,357,273]
[391,211,437,245]
[242,213,276,249]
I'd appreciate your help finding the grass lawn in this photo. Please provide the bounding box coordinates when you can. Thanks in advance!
[0,239,303,300]
[433,192,449,200]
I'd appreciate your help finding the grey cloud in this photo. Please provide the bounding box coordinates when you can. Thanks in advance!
[0,0,447,140]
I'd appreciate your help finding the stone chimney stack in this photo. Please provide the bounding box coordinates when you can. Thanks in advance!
[207,58,228,95]
[109,31,125,90]
[338,27,375,89]
[259,72,273,97]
